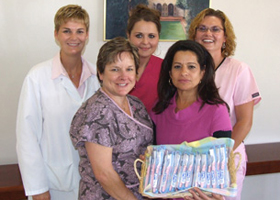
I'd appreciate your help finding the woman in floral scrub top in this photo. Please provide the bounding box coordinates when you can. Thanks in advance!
[70,37,153,200]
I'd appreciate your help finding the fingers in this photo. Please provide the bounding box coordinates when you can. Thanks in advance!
[139,154,145,161]
[184,188,224,200]
[212,193,225,200]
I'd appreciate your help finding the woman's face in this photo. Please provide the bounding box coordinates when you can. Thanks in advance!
[99,52,136,100]
[127,20,159,59]
[194,16,226,56]
[55,19,88,57]
[170,51,205,95]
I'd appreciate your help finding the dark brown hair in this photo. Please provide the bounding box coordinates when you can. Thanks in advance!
[153,40,228,114]
[126,4,161,35]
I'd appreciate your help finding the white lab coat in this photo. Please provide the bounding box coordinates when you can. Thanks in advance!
[16,53,99,199]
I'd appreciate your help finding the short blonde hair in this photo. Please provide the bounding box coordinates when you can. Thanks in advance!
[188,8,236,57]
[54,4,89,32]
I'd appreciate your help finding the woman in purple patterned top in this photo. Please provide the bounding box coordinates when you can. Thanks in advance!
[70,37,153,200]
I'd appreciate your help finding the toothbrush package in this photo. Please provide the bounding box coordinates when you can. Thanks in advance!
[134,137,241,198]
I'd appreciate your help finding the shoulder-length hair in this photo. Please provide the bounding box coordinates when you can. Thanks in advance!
[188,8,236,57]
[153,40,228,114]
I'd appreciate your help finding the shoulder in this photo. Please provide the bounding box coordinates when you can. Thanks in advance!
[127,94,145,107]
[223,57,251,71]
[74,90,111,122]
[82,57,97,75]
[150,55,163,66]
[203,103,228,114]
[86,90,109,109]
[28,59,52,76]
[24,59,53,84]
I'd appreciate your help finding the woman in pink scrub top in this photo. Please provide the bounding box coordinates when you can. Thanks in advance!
[151,40,231,200]
[188,8,262,200]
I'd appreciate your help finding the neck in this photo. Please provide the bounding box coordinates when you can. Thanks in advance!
[103,89,131,115]
[175,91,198,112]
[137,56,151,81]
[208,51,225,70]
[61,55,82,77]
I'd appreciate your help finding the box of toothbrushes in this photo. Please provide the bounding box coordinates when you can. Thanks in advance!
[134,137,241,198]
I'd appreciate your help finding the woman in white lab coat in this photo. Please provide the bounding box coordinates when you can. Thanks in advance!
[16,4,99,200]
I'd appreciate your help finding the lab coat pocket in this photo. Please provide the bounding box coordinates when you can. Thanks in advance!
[46,162,77,191]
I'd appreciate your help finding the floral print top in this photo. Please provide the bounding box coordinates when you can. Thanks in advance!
[70,89,153,200]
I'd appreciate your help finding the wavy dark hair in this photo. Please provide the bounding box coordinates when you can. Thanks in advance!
[153,40,228,114]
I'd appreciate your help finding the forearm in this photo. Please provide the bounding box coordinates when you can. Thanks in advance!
[232,101,254,150]
[86,142,138,200]
[32,191,50,200]
[96,170,138,200]
[232,120,252,150]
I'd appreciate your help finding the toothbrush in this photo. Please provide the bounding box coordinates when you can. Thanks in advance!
[209,148,217,188]
[169,151,181,191]
[200,154,207,188]
[185,154,194,188]
[178,153,189,188]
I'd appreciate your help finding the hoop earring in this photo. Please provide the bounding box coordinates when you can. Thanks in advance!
[169,79,172,86]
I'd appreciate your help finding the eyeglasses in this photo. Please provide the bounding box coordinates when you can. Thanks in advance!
[196,25,224,33]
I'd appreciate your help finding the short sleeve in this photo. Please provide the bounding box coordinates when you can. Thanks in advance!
[210,104,232,135]
[70,96,117,148]
[234,63,261,106]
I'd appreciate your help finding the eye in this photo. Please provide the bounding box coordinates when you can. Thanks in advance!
[173,64,181,69]
[211,26,222,32]
[197,25,207,32]
[188,65,196,69]
[111,68,119,72]
[127,67,134,71]
[77,30,85,34]
[148,34,155,39]
[63,29,70,33]
[135,33,142,38]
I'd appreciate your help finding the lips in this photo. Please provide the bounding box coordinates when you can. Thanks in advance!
[139,47,150,51]
[179,79,190,83]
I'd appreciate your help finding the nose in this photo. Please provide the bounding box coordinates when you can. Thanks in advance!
[119,70,128,79]
[181,66,189,75]
[142,36,148,44]
[205,28,212,35]
[70,33,78,40]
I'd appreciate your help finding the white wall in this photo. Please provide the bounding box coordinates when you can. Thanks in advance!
[0,0,279,198]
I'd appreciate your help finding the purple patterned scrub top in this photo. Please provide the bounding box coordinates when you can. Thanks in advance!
[70,89,153,200]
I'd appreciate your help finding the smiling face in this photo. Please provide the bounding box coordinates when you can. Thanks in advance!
[54,19,88,57]
[195,16,226,56]
[99,52,137,101]
[127,20,159,59]
[170,51,205,95]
